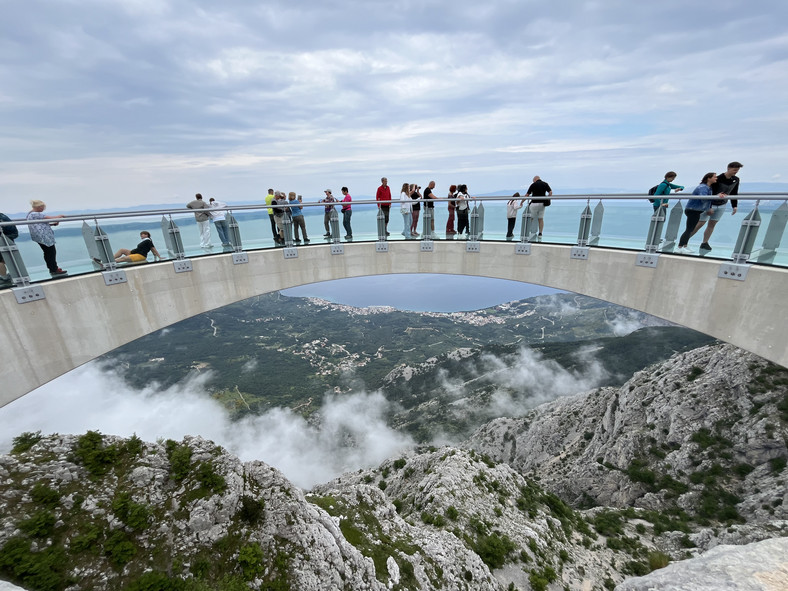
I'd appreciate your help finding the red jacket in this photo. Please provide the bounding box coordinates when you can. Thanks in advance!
[376,185,391,207]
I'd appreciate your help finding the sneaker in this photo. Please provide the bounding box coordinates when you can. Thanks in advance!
[303,238,310,243]
[677,246,693,254]
[92,257,103,265]
[50,268,68,276]
[323,232,331,237]
[700,242,712,251]
[386,232,390,236]
[538,233,543,237]
[344,235,352,240]
[412,232,419,237]
[294,239,301,243]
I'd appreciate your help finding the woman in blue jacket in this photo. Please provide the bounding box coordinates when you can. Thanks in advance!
[677,173,716,254]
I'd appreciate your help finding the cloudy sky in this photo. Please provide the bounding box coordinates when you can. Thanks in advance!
[2,0,786,211]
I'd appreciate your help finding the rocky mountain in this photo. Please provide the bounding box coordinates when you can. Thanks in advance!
[1,343,786,590]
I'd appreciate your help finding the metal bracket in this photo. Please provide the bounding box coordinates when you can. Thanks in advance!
[376,241,389,252]
[636,253,660,268]
[466,241,480,253]
[12,285,46,304]
[283,247,298,259]
[330,244,344,255]
[515,243,531,255]
[420,240,434,252]
[102,270,127,286]
[232,253,249,265]
[570,247,589,260]
[718,263,750,281]
[173,260,193,273]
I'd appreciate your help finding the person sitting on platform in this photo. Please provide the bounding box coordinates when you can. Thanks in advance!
[112,231,162,263]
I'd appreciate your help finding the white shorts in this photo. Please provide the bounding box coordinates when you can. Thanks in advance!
[529,203,546,220]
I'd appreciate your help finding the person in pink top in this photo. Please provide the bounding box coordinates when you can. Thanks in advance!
[341,186,353,239]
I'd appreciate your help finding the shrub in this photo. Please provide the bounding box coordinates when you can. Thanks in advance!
[31,483,60,509]
[769,457,786,474]
[112,492,151,531]
[473,533,515,569]
[445,506,459,520]
[11,431,43,454]
[238,543,264,581]
[75,431,119,477]
[238,495,265,525]
[166,441,193,481]
[19,511,55,538]
[0,537,68,591]
[648,551,670,570]
[104,530,137,567]
[196,462,226,494]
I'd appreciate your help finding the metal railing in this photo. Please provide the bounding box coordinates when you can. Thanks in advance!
[1,194,786,295]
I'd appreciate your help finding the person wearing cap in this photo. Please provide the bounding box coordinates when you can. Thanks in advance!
[320,189,337,237]
[208,197,231,247]
[26,200,67,276]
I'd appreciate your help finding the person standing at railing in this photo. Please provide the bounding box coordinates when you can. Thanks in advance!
[456,184,470,235]
[289,192,310,244]
[410,184,421,237]
[677,173,716,254]
[321,189,338,237]
[525,176,553,237]
[340,187,353,240]
[650,172,683,213]
[265,188,278,241]
[186,193,212,249]
[376,177,392,235]
[690,161,742,252]
[506,193,525,238]
[271,191,288,245]
[399,182,413,238]
[26,200,67,276]
[0,212,19,287]
[423,181,437,237]
[446,184,457,235]
[208,198,231,248]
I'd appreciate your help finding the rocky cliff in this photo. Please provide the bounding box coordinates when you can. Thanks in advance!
[1,343,786,591]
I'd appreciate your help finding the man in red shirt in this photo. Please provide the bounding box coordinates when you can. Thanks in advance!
[375,177,392,235]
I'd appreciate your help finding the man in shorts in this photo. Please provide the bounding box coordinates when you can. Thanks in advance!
[691,161,741,251]
[525,176,553,236]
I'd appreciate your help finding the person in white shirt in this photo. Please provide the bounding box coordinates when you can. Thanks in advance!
[208,198,231,247]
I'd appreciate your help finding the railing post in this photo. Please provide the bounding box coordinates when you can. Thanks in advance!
[589,201,605,246]
[376,207,388,252]
[0,233,31,287]
[161,215,192,273]
[755,201,788,264]
[329,209,344,255]
[644,204,666,254]
[662,202,684,253]
[421,206,434,252]
[225,212,249,264]
[82,221,117,271]
[466,201,481,252]
[571,201,592,259]
[731,203,761,264]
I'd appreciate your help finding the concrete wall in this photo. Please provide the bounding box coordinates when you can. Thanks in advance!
[2,242,786,408]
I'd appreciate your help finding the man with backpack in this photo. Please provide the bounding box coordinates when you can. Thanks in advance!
[0,212,20,288]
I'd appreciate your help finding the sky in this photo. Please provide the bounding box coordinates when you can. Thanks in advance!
[2,0,787,213]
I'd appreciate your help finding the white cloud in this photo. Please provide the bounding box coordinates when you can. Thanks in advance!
[0,364,413,490]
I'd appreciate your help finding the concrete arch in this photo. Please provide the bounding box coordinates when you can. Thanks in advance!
[3,242,786,407]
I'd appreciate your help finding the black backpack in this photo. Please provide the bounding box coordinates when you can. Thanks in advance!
[647,185,659,203]
[0,213,19,240]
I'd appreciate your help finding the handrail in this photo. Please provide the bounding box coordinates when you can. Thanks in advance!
[1,193,785,227]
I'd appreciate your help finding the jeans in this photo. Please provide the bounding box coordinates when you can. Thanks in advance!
[401,212,412,236]
[214,220,229,245]
[37,242,59,272]
[342,209,352,236]
[679,209,703,247]
[506,217,516,237]
[457,209,469,234]
[196,220,211,247]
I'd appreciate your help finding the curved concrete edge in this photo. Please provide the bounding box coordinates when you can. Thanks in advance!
[2,242,786,408]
